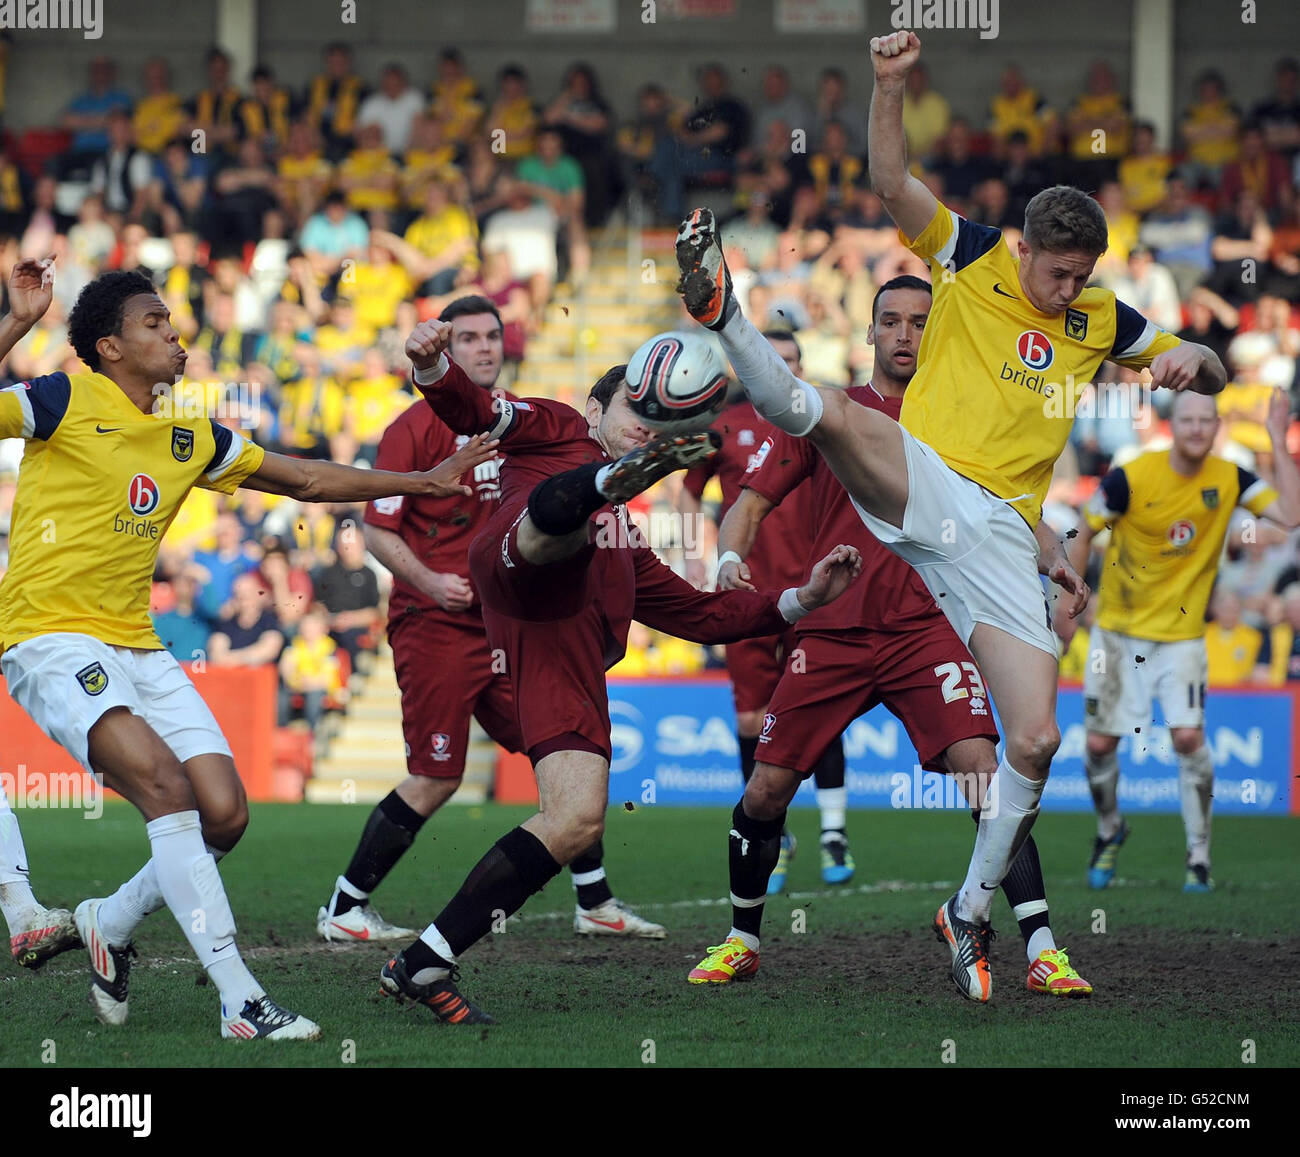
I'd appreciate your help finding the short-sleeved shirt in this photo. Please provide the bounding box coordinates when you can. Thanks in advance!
[517,154,584,195]
[1084,449,1277,641]
[682,399,809,592]
[0,372,263,652]
[743,385,943,634]
[212,610,281,653]
[363,398,507,621]
[899,199,1182,526]
[312,561,381,614]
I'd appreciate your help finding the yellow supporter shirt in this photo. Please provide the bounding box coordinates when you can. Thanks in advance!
[401,148,457,208]
[282,634,342,693]
[339,261,414,337]
[1106,210,1140,264]
[278,377,346,447]
[347,374,409,445]
[1205,621,1263,685]
[1217,382,1274,454]
[989,88,1051,153]
[133,92,185,154]
[432,77,483,144]
[1069,92,1130,159]
[1118,153,1173,215]
[494,97,538,157]
[900,200,1181,526]
[338,147,399,212]
[1182,98,1240,168]
[1084,449,1278,642]
[404,206,480,274]
[278,153,333,202]
[0,372,264,651]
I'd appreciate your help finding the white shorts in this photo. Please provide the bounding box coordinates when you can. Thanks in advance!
[1,633,231,773]
[850,425,1057,657]
[1082,627,1208,735]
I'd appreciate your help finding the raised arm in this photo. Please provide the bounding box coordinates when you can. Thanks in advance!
[867,31,941,242]
[1258,389,1300,529]
[0,258,55,365]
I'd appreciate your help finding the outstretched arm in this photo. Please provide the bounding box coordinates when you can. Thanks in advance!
[867,31,940,242]
[241,436,496,503]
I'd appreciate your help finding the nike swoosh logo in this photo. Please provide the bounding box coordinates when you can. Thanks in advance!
[15,865,27,874]
[329,922,370,940]
[95,424,123,433]
[979,882,999,890]
[992,283,1017,299]
[583,917,626,931]
[212,941,235,953]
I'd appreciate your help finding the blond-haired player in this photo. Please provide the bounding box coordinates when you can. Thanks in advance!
[674,30,1226,1002]
[1065,389,1299,891]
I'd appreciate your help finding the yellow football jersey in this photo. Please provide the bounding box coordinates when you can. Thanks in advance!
[0,371,264,653]
[899,201,1181,526]
[1084,449,1277,642]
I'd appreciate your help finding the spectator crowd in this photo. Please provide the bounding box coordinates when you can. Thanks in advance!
[3,42,1300,729]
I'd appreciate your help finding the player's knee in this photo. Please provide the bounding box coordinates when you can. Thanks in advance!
[1011,721,1060,771]
[565,811,605,859]
[1085,731,1120,759]
[735,709,765,738]
[1170,728,1204,756]
[203,793,249,849]
[744,764,795,820]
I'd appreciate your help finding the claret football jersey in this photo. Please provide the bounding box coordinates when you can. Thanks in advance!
[0,370,264,652]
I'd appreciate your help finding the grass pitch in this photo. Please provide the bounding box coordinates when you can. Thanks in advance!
[3,801,1296,1069]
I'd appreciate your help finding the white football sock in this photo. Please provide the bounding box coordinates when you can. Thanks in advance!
[816,787,847,835]
[957,758,1044,923]
[411,923,457,984]
[145,810,260,1012]
[1084,748,1122,839]
[0,781,40,929]
[717,309,824,435]
[1178,745,1214,867]
[98,842,229,947]
[726,928,760,952]
[1025,924,1057,962]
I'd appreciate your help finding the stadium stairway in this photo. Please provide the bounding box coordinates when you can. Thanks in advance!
[304,644,495,804]
[305,213,681,805]
[509,214,686,405]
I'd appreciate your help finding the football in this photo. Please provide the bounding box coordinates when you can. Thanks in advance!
[624,331,731,434]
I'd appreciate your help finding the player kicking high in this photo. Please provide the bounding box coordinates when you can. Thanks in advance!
[677,346,852,892]
[0,261,493,1038]
[376,320,861,1024]
[317,295,663,942]
[690,277,1090,998]
[1064,389,1299,892]
[675,30,1225,1001]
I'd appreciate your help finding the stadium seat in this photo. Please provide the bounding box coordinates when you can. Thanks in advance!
[15,128,72,177]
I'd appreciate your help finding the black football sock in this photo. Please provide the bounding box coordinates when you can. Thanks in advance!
[527,461,606,536]
[728,801,785,939]
[336,791,428,915]
[737,734,759,784]
[971,810,1050,946]
[570,839,614,909]
[418,826,562,960]
[812,738,847,839]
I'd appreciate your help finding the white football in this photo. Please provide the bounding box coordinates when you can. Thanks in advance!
[624,331,730,434]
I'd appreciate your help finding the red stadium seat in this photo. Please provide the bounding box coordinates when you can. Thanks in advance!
[15,128,73,177]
